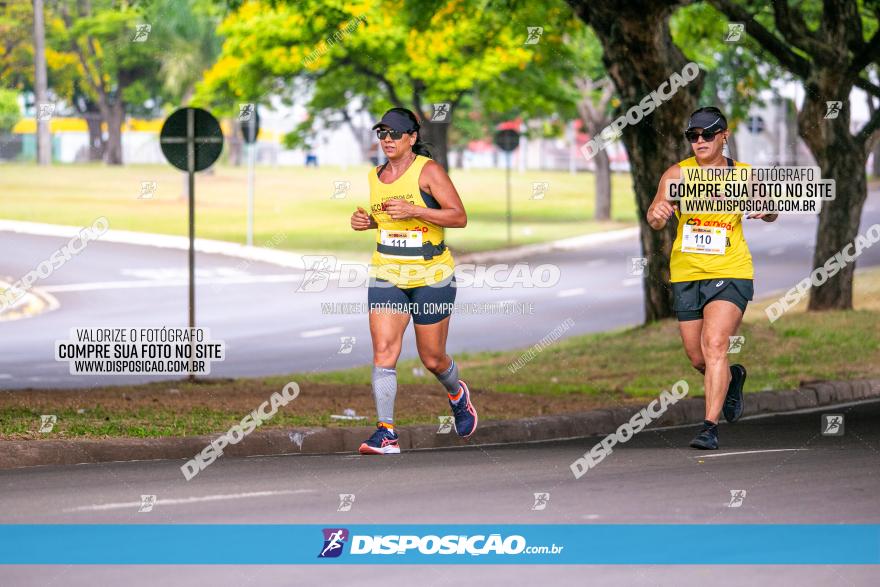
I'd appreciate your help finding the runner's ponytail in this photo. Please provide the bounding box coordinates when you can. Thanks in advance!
[386,107,434,159]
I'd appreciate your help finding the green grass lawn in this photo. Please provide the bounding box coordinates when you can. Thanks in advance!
[302,269,880,398]
[3,268,878,439]
[0,162,637,255]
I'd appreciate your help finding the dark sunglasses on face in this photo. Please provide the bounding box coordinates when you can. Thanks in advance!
[685,129,721,143]
[377,129,413,140]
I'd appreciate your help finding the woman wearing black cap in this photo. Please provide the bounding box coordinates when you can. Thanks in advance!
[647,106,777,450]
[350,107,477,455]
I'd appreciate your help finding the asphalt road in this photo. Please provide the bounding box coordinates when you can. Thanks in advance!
[2,189,879,389]
[1,399,877,584]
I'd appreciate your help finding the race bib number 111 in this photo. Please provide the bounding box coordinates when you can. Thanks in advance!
[380,230,423,248]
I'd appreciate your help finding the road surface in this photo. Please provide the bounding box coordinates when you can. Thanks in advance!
[1,399,877,584]
[2,189,878,389]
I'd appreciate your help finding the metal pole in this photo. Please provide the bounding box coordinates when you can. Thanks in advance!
[506,151,512,245]
[187,109,196,381]
[246,118,255,247]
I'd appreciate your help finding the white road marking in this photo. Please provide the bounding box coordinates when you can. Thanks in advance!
[41,274,300,293]
[767,246,786,256]
[485,299,516,306]
[300,326,344,338]
[621,277,642,287]
[64,489,313,512]
[0,374,11,379]
[557,288,585,298]
[692,448,809,459]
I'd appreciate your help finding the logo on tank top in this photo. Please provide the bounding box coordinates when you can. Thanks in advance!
[685,216,734,231]
[371,193,416,214]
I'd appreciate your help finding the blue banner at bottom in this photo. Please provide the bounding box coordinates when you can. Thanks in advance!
[0,524,877,564]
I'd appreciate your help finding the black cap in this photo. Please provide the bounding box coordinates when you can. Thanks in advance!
[686,109,727,132]
[372,110,417,132]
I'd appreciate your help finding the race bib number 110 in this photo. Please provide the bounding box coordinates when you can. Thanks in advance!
[681,225,726,255]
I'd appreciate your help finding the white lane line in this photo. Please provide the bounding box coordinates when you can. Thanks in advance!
[767,246,786,256]
[64,489,313,512]
[0,374,11,379]
[621,277,642,287]
[301,326,344,338]
[692,448,809,459]
[42,274,301,293]
[557,288,585,298]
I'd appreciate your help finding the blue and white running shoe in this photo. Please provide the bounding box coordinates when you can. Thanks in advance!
[449,380,478,438]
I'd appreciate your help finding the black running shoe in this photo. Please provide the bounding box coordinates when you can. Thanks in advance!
[723,364,747,423]
[689,420,719,450]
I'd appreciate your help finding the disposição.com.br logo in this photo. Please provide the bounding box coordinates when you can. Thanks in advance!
[317,528,563,558]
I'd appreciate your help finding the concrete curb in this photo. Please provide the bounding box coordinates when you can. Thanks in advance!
[2,378,877,470]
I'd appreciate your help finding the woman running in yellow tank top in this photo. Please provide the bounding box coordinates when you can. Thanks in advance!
[349,108,477,455]
[647,106,777,450]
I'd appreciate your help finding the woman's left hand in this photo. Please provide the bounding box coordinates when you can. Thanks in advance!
[384,198,417,220]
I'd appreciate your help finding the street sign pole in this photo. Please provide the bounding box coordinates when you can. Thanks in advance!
[241,106,260,248]
[187,109,196,380]
[247,121,255,247]
[493,128,520,247]
[159,107,224,382]
[506,151,512,245]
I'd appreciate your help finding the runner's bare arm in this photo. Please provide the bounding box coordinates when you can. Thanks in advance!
[383,161,467,227]
[647,164,681,230]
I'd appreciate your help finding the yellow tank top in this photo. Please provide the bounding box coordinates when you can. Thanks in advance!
[670,156,753,282]
[368,155,455,288]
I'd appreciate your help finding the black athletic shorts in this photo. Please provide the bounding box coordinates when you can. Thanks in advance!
[672,278,754,321]
[367,276,456,325]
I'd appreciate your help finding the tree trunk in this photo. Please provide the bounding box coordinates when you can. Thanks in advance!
[418,120,449,170]
[872,140,880,178]
[799,80,867,311]
[593,147,612,220]
[784,98,799,166]
[103,101,124,165]
[32,0,51,166]
[868,95,880,177]
[567,0,703,322]
[81,105,105,162]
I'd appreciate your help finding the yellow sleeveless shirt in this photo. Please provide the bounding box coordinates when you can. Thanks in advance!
[368,155,455,288]
[670,156,753,282]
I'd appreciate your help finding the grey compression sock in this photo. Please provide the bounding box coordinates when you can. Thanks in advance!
[435,358,460,396]
[372,366,398,425]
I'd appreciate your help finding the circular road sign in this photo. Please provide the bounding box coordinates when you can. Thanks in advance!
[160,107,224,172]
[494,129,520,152]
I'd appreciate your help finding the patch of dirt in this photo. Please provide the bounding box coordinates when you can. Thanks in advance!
[0,380,645,425]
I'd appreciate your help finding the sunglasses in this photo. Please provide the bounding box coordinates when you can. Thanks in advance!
[377,129,414,140]
[685,129,721,143]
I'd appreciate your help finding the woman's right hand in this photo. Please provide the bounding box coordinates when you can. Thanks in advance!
[648,200,676,229]
[351,206,374,231]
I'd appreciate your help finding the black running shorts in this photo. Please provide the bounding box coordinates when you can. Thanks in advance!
[367,276,456,325]
[672,278,753,322]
